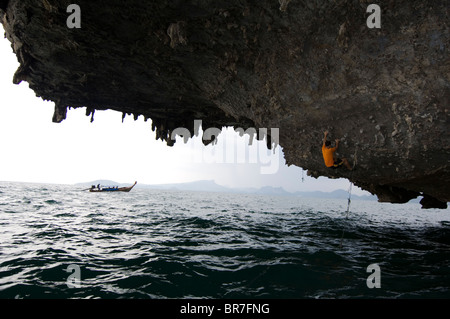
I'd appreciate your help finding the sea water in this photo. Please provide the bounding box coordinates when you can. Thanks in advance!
[0,181,449,299]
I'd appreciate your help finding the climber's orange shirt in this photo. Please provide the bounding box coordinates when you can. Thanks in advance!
[322,144,336,167]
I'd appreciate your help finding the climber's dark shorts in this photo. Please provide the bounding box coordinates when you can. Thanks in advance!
[331,158,344,169]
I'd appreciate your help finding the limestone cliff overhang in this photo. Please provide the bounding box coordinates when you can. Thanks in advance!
[1,0,448,208]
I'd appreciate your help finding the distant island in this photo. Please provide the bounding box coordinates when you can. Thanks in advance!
[76,179,379,201]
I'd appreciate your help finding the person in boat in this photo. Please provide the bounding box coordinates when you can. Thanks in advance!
[90,185,95,190]
[322,130,352,170]
[97,184,101,190]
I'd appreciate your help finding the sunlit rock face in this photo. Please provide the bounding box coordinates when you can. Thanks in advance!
[1,0,448,208]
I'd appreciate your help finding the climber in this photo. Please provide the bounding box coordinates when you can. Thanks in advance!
[322,131,352,170]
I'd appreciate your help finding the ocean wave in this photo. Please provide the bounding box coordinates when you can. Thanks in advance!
[0,182,449,298]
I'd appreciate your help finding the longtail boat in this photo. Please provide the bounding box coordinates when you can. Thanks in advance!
[89,181,137,192]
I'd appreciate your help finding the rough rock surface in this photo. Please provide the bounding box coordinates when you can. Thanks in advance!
[1,0,449,208]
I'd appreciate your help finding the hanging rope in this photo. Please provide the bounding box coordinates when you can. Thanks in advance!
[345,180,353,218]
[339,147,358,248]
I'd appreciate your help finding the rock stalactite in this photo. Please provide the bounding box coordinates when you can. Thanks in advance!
[1,0,448,208]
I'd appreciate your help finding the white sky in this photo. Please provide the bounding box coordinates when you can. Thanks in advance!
[0,27,368,195]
